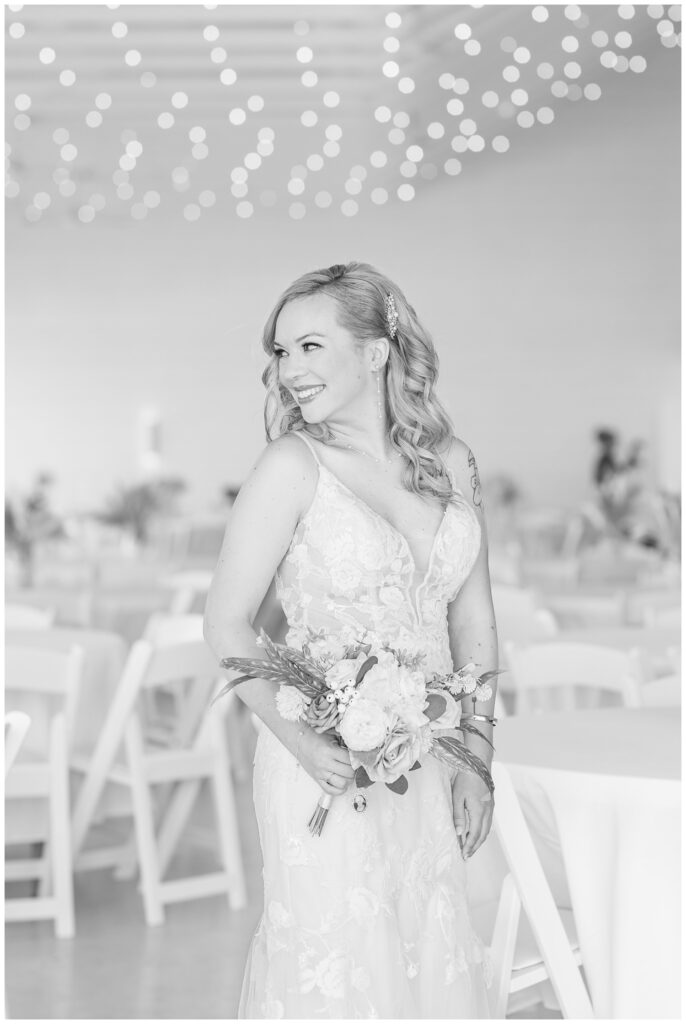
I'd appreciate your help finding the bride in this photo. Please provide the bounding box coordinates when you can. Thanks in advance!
[204,262,498,1019]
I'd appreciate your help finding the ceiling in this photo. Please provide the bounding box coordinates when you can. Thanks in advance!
[4,3,681,224]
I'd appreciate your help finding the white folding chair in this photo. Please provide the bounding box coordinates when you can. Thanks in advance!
[5,603,56,629]
[5,712,31,776]
[70,635,246,925]
[474,761,594,1018]
[642,603,681,628]
[493,586,558,707]
[493,586,559,650]
[504,641,644,713]
[638,672,681,708]
[161,572,213,616]
[5,645,84,938]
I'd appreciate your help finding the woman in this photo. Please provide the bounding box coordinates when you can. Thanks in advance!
[204,262,498,1019]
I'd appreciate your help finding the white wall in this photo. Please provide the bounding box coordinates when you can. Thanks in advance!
[6,49,680,514]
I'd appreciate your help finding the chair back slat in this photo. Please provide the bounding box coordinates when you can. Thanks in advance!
[133,638,219,689]
[5,711,31,776]
[5,644,85,742]
[505,641,643,709]
[5,603,56,629]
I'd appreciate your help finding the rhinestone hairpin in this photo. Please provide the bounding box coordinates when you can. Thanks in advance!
[384,292,399,339]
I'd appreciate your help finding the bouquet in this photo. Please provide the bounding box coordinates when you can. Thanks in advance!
[217,629,500,836]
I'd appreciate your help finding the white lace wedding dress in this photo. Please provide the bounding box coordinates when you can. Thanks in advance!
[238,432,493,1019]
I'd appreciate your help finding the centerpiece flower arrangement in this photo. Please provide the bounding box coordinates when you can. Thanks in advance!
[217,628,500,836]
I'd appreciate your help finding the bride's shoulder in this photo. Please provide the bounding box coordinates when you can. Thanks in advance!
[444,437,484,514]
[250,431,318,501]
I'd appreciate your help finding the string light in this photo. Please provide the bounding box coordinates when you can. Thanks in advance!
[5,5,677,224]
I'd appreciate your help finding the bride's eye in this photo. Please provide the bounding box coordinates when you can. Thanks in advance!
[303,342,321,352]
[273,348,286,359]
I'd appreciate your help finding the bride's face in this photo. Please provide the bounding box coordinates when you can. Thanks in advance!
[274,292,373,424]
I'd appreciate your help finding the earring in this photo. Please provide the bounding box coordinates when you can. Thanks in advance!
[376,368,382,421]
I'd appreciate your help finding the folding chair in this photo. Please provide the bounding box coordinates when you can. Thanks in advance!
[5,645,84,938]
[504,641,644,713]
[642,603,681,628]
[475,761,594,1018]
[638,672,681,708]
[70,635,246,925]
[5,603,56,629]
[161,572,213,616]
[5,712,31,776]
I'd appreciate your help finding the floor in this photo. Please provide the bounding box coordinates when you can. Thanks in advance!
[5,724,562,1020]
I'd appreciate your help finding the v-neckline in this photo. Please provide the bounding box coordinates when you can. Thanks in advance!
[315,461,450,584]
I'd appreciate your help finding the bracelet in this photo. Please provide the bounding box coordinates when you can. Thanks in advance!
[461,713,498,727]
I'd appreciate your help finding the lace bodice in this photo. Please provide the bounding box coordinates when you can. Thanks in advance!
[275,433,481,676]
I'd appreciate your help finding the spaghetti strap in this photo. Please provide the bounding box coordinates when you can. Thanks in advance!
[290,430,321,466]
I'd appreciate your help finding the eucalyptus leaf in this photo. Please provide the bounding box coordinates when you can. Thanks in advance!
[424,693,447,722]
[385,774,409,795]
[355,655,378,685]
[354,765,374,789]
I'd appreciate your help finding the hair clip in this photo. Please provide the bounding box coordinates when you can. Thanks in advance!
[384,293,399,339]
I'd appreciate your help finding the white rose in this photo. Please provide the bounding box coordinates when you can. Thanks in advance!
[338,698,390,751]
[275,686,309,722]
[396,667,426,702]
[325,657,363,690]
[357,662,399,708]
[395,698,429,731]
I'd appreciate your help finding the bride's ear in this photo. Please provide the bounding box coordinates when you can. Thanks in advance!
[367,338,390,370]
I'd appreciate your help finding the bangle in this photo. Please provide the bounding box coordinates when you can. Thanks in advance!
[461,713,498,727]
[295,725,306,765]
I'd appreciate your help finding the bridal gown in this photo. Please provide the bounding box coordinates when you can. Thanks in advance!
[239,432,493,1019]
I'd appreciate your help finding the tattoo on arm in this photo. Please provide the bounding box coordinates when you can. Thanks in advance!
[467,448,483,509]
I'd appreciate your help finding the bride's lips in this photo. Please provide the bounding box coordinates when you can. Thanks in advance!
[294,385,326,404]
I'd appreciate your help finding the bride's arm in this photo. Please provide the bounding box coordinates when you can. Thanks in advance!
[204,434,310,755]
[204,435,354,792]
[445,438,499,857]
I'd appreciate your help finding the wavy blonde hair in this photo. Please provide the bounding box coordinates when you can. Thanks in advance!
[261,262,459,506]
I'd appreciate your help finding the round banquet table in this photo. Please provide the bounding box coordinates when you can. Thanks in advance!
[496,707,680,1019]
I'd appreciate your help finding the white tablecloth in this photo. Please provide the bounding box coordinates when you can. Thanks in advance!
[496,708,680,1018]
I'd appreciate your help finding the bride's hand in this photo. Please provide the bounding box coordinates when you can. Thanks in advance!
[298,729,355,796]
[452,772,494,859]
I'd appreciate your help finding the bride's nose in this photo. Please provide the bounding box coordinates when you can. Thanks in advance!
[279,354,307,389]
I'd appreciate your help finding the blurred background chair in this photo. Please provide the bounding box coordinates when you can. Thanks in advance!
[5,603,56,629]
[504,640,644,714]
[473,761,593,1019]
[160,570,214,615]
[5,711,31,776]
[637,672,681,708]
[5,645,85,938]
[70,633,247,925]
